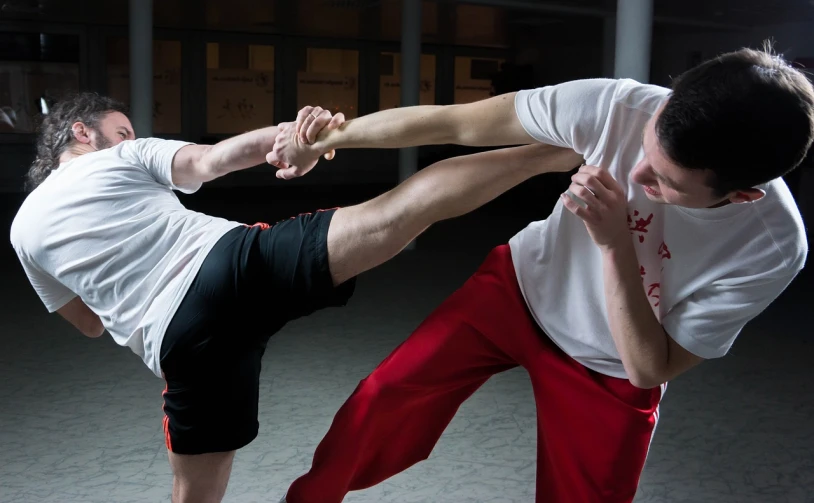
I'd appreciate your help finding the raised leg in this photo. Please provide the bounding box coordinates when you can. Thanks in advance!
[325,144,582,285]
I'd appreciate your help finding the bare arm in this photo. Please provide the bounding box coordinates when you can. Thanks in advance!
[313,93,533,151]
[601,241,704,389]
[170,126,280,186]
[57,297,105,338]
[561,166,704,389]
[267,95,534,180]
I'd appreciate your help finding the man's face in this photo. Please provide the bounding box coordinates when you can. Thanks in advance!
[630,108,726,209]
[88,111,135,150]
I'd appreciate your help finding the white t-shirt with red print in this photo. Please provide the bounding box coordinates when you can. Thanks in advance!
[509,78,808,379]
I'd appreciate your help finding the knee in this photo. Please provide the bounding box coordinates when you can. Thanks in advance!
[355,372,402,405]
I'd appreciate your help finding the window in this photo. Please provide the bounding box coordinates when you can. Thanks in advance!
[0,32,80,133]
[455,4,508,47]
[297,48,358,119]
[454,56,504,104]
[206,43,275,135]
[106,38,182,134]
[379,52,436,110]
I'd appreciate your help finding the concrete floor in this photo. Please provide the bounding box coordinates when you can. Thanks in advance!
[0,186,812,503]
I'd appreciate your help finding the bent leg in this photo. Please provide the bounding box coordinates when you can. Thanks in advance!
[168,451,236,503]
[526,338,663,502]
[326,144,582,285]
[286,247,530,503]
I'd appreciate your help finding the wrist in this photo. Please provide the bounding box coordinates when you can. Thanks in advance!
[599,234,634,258]
[314,122,345,153]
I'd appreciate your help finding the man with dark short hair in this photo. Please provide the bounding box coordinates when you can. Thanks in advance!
[272,46,812,503]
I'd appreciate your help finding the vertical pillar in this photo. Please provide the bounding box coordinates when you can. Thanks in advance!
[614,0,653,83]
[129,0,153,137]
[399,0,421,183]
[603,15,616,78]
[400,0,422,250]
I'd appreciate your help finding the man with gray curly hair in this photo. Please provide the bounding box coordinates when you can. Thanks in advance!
[9,91,580,502]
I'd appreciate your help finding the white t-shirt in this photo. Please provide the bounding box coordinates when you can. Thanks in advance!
[510,78,808,379]
[9,138,242,377]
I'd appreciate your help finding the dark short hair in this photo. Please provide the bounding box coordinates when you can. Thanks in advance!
[27,92,129,190]
[656,43,814,197]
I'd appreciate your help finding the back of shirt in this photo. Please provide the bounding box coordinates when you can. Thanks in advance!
[9,138,241,376]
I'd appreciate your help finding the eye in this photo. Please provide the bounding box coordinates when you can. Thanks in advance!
[119,132,127,139]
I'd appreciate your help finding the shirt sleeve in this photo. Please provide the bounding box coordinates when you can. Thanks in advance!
[121,138,200,194]
[661,270,799,359]
[16,253,76,313]
[514,78,618,159]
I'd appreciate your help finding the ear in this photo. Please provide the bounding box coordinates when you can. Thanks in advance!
[729,188,765,204]
[71,121,92,144]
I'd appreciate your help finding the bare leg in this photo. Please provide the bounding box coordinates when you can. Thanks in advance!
[167,450,236,503]
[327,143,582,284]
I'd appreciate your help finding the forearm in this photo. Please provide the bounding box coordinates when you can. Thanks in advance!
[203,125,279,177]
[602,241,669,388]
[316,93,531,151]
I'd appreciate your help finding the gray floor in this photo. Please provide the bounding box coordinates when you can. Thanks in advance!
[1,203,812,503]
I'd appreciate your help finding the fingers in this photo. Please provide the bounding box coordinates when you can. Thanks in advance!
[561,191,590,219]
[298,106,325,144]
[295,106,314,140]
[570,172,605,199]
[577,165,622,194]
[304,108,333,144]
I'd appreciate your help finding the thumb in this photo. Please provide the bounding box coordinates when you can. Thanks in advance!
[266,151,289,170]
[326,112,345,131]
[276,167,299,180]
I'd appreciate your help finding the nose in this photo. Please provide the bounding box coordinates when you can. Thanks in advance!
[630,160,654,186]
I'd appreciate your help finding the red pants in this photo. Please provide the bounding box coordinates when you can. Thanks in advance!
[287,245,663,503]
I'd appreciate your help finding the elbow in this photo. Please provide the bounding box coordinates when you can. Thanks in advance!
[83,319,105,339]
[193,145,220,183]
[628,376,662,390]
[626,367,665,390]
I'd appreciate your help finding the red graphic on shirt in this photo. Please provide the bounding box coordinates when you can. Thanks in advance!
[628,210,654,243]
[639,265,646,282]
[658,241,672,260]
[647,283,661,307]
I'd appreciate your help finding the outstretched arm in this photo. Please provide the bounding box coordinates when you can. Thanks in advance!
[308,93,532,149]
[326,143,583,285]
[267,93,535,179]
[172,116,344,186]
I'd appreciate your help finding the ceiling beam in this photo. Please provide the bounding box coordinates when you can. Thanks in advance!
[457,0,751,31]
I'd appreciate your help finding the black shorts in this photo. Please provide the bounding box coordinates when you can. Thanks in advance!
[159,209,355,455]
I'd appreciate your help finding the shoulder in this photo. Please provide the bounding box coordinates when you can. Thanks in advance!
[9,193,37,256]
[516,78,670,113]
[116,138,195,166]
[611,78,671,116]
[753,179,808,274]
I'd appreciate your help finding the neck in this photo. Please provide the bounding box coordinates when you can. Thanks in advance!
[59,143,96,164]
